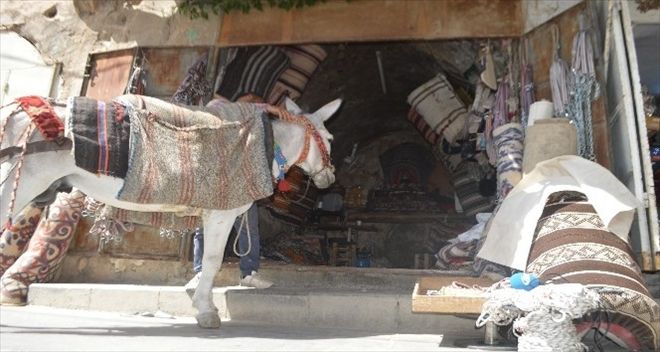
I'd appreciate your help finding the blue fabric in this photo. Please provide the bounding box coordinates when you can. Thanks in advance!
[273,144,287,181]
[192,203,260,277]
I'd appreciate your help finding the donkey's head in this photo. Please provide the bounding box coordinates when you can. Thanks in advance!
[283,97,341,189]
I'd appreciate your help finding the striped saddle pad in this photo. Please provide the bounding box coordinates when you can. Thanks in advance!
[65,97,130,178]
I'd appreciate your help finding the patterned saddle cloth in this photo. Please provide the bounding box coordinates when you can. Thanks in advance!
[66,95,274,210]
[115,95,273,210]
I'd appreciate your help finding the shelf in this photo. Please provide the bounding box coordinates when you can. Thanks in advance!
[345,210,472,224]
[304,224,379,232]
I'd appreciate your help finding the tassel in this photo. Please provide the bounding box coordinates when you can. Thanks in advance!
[277,179,291,192]
[3,218,12,230]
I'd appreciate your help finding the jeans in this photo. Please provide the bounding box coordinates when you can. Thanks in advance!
[192,203,260,278]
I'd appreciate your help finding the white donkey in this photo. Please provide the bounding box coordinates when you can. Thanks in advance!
[0,96,341,328]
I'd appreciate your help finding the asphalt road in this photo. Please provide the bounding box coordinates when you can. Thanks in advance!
[0,305,476,351]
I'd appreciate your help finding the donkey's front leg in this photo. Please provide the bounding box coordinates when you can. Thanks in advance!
[192,207,247,328]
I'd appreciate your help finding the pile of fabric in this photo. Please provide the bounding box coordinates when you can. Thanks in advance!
[434,213,489,271]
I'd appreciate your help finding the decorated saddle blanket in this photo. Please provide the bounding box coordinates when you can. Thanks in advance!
[65,97,131,178]
[116,95,273,210]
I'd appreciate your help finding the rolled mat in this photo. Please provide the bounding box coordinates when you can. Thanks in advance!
[523,118,577,174]
[0,191,85,305]
[527,191,659,351]
[493,123,523,200]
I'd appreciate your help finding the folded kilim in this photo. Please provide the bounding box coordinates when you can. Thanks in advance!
[117,95,273,210]
[65,97,130,178]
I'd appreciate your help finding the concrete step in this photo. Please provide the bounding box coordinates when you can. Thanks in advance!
[58,253,472,290]
[27,283,482,337]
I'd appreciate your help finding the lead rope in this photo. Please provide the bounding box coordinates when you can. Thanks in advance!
[0,103,22,151]
[4,124,35,227]
[232,209,252,257]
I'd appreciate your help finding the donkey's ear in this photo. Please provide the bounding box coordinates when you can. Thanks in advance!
[313,99,342,123]
[284,97,303,115]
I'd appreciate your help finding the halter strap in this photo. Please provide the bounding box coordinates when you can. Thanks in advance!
[265,105,333,174]
[0,139,72,160]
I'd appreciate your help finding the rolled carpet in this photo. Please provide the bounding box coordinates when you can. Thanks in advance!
[0,191,85,305]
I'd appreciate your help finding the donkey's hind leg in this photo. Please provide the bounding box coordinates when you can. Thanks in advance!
[192,206,247,328]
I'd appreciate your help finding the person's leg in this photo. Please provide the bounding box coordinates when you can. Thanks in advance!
[236,204,259,278]
[235,204,272,289]
[185,228,204,299]
[193,228,204,273]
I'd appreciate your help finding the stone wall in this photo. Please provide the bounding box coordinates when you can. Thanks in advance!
[0,0,221,98]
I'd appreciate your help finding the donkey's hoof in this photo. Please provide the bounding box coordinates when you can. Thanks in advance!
[195,311,221,329]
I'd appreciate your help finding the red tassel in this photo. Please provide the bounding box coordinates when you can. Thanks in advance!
[277,179,291,192]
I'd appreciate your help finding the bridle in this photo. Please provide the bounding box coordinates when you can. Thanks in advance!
[265,105,334,180]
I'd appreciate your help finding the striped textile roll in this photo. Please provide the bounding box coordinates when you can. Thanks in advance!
[1,191,85,305]
[216,46,290,101]
[527,192,660,351]
[267,45,327,105]
[407,73,469,144]
[406,108,441,145]
[0,204,43,276]
[492,123,523,200]
[451,162,494,216]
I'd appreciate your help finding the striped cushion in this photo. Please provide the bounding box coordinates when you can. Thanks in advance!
[527,192,660,351]
[407,74,469,144]
[451,162,494,216]
[216,46,290,101]
[407,108,441,145]
[267,45,327,105]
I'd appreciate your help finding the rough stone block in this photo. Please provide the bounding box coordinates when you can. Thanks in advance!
[226,289,308,325]
[308,291,398,332]
[28,284,91,310]
[88,285,159,313]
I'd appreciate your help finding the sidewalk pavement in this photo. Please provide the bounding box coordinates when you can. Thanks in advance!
[0,305,478,351]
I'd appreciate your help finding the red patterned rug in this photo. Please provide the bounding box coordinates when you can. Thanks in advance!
[0,204,43,276]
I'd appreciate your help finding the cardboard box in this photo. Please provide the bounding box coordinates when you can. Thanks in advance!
[411,276,497,314]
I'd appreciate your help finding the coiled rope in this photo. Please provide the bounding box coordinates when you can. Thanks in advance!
[476,283,601,352]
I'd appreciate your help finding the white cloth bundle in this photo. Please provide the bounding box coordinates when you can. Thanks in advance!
[407,73,469,144]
